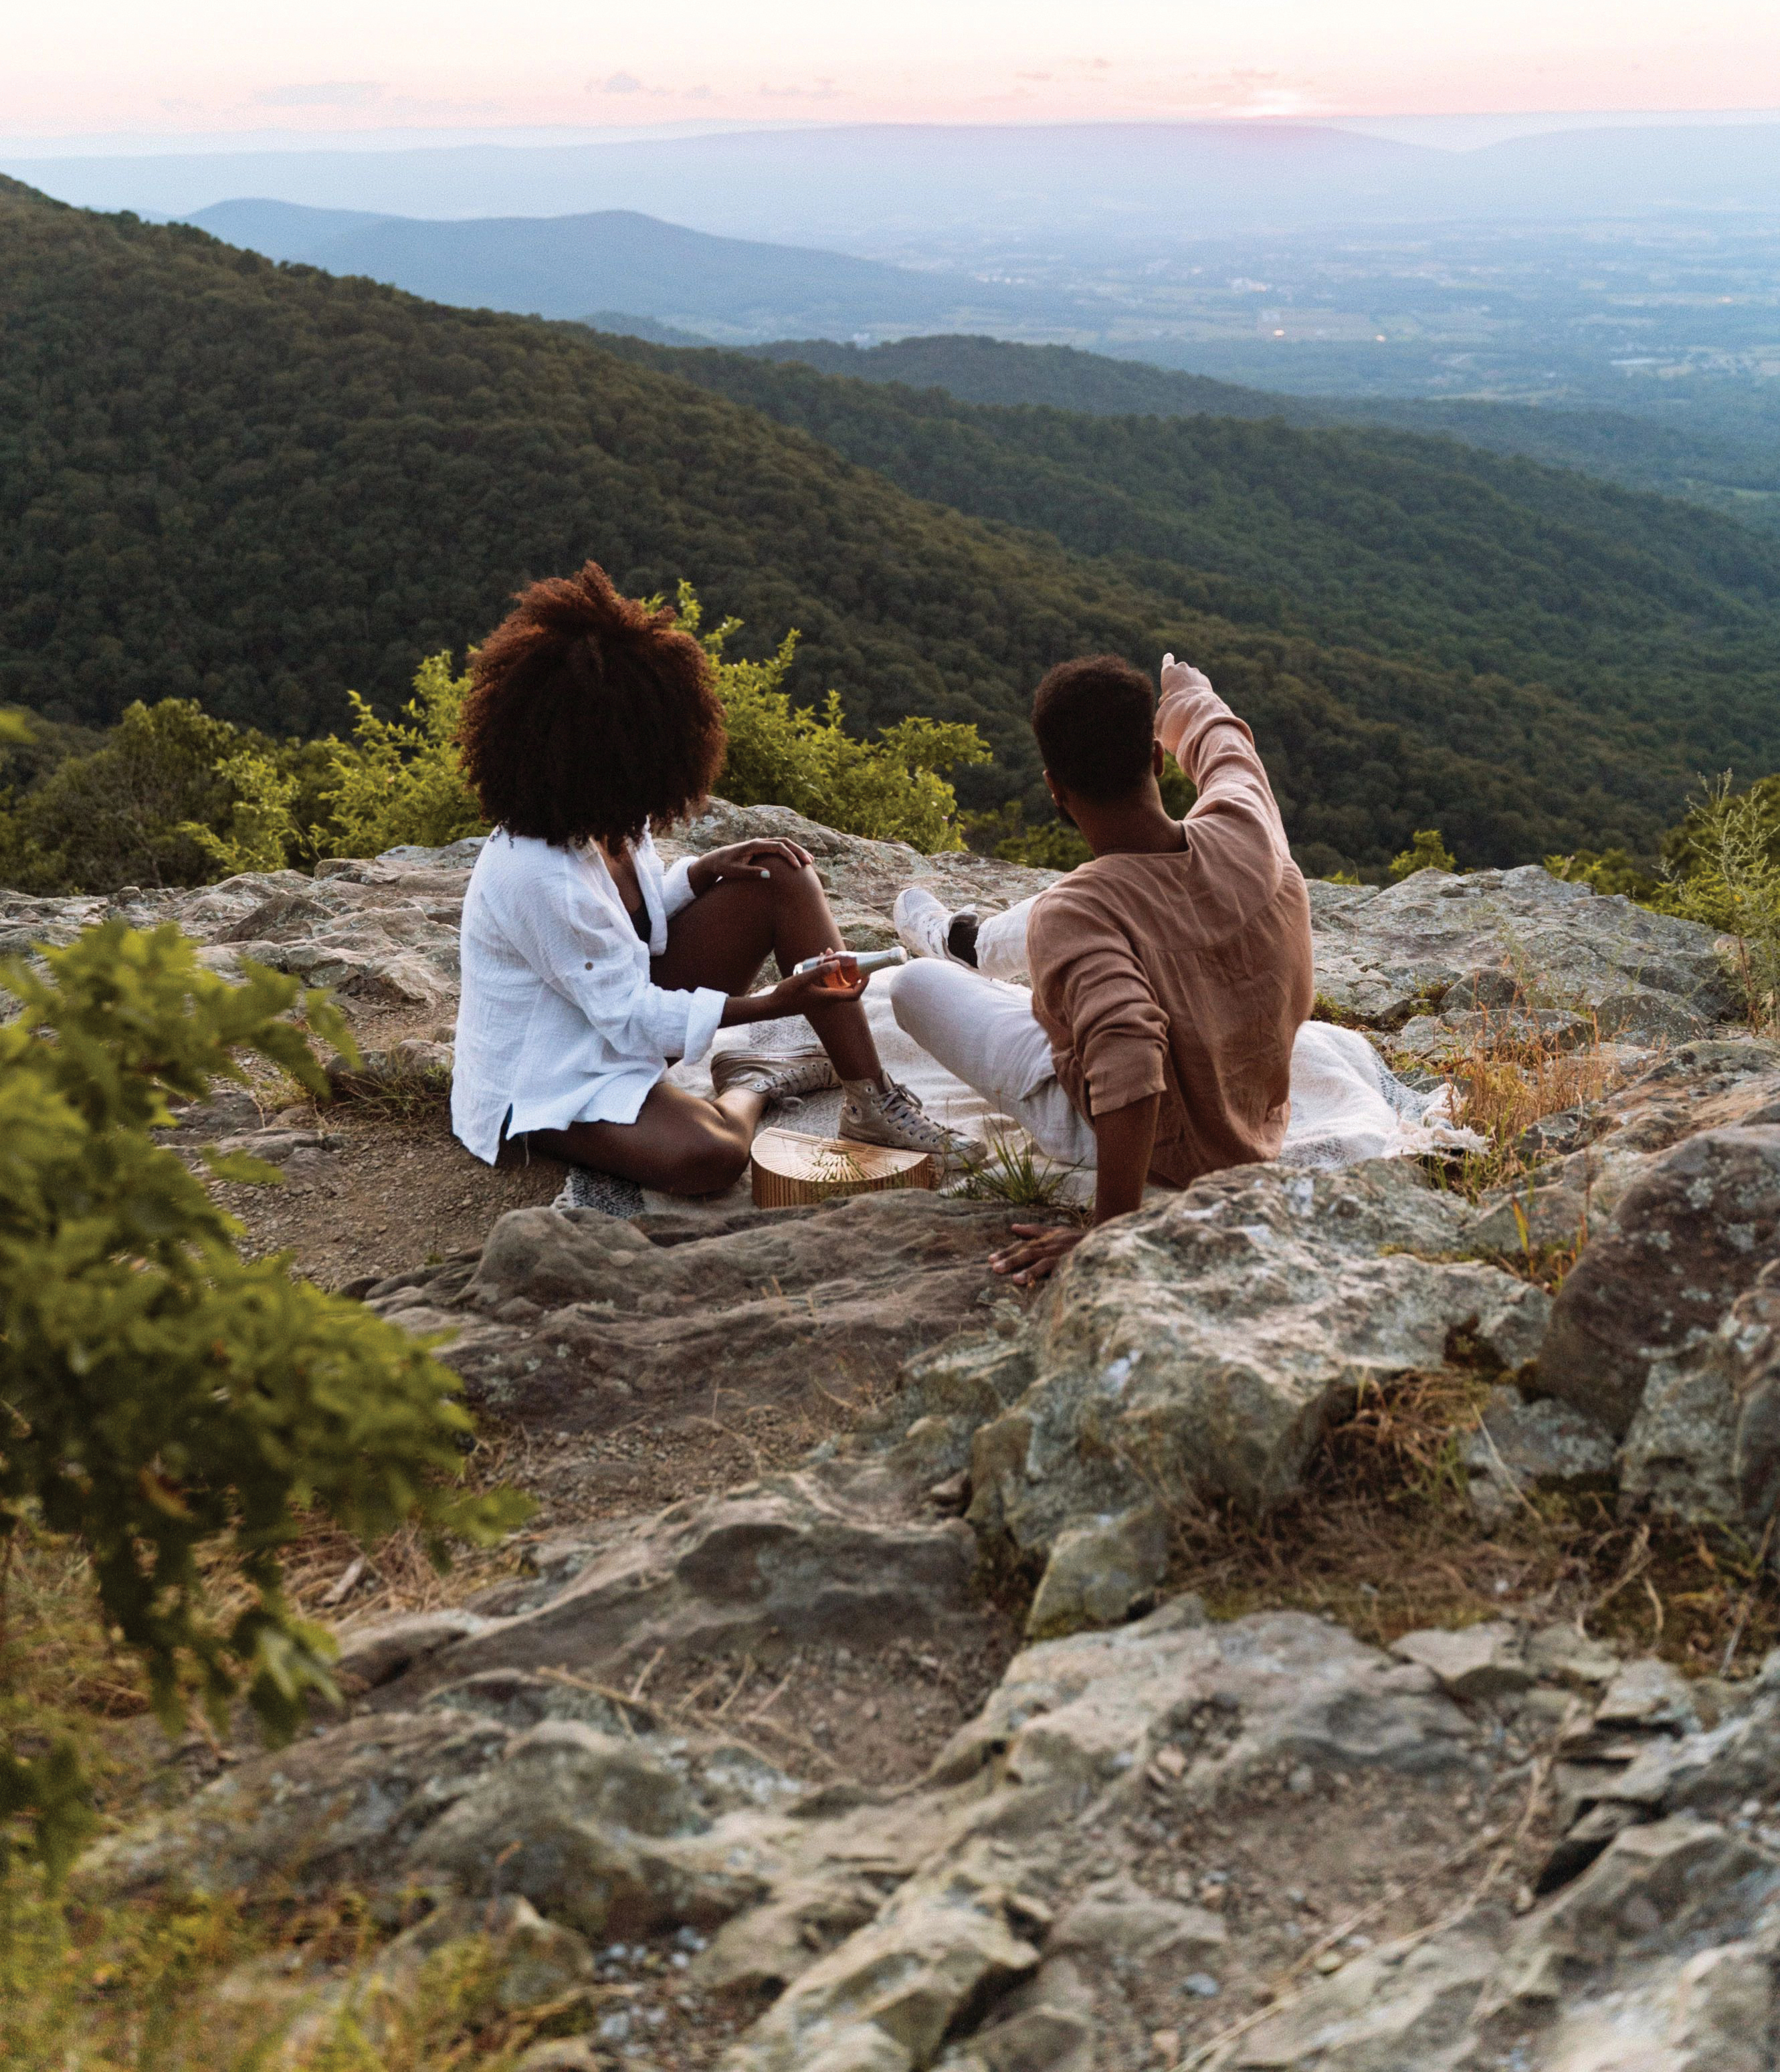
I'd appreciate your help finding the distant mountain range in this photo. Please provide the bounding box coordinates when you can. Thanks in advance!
[12,120,1780,251]
[177,200,1031,337]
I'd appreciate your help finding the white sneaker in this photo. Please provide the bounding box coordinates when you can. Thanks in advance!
[710,1047,839,1105]
[893,887,976,964]
[840,1077,980,1170]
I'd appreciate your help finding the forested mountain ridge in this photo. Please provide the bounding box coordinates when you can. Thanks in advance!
[743,334,1780,525]
[603,336,1780,779]
[179,200,1029,336]
[2,175,1777,871]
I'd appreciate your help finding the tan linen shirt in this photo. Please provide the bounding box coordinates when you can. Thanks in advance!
[1024,670,1314,1188]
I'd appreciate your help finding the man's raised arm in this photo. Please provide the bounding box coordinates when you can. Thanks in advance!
[1155,654,1290,855]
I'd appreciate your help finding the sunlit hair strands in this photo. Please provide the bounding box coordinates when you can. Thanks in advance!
[456,560,727,849]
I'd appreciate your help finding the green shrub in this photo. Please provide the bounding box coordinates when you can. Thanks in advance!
[0,923,527,1887]
[1650,774,1780,1017]
[322,653,485,858]
[1388,828,1458,880]
[957,799,1082,869]
[960,748,1193,872]
[0,700,239,894]
[682,587,989,853]
[1544,846,1661,900]
[178,748,304,878]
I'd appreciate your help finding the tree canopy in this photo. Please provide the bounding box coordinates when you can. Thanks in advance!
[5,177,1780,869]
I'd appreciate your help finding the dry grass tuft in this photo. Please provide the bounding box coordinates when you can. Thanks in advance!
[1401,1002,1630,1200]
[322,1051,454,1124]
[1144,1366,1779,1675]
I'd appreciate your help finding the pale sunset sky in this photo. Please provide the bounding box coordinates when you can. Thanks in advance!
[8,0,1777,146]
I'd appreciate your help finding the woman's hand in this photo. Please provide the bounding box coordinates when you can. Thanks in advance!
[689,839,815,896]
[763,953,867,1018]
[990,1223,1084,1285]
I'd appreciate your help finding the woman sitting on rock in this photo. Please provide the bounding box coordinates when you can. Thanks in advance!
[450,560,966,1195]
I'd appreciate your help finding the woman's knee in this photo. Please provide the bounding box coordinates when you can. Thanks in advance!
[761,854,827,906]
[661,1114,751,1195]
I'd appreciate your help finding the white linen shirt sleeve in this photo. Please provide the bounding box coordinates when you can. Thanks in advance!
[660,853,701,920]
[502,848,726,1068]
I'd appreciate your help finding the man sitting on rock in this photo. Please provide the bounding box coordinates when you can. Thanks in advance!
[890,653,1314,1282]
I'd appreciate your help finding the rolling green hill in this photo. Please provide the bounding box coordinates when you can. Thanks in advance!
[743,334,1780,527]
[603,336,1780,794]
[3,177,1779,872]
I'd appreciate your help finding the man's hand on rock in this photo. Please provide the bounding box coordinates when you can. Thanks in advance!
[991,1223,1084,1286]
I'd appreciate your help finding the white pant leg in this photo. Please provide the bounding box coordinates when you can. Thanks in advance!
[973,895,1037,982]
[890,959,1096,1166]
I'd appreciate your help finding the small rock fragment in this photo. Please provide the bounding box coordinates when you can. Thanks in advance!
[1391,1623,1530,1699]
[1025,1506,1169,1639]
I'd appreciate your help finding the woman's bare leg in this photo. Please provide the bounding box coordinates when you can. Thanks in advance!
[652,854,882,1083]
[524,1078,754,1196]
[522,857,887,1197]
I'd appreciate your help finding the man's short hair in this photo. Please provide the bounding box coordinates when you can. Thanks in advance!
[1031,654,1155,800]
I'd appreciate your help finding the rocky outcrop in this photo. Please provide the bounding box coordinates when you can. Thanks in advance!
[1307,865,1737,1037]
[963,1158,1549,1614]
[43,813,1780,2068]
[366,1190,1030,1433]
[1202,1659,1780,2072]
[86,1594,1508,2070]
[104,1558,1780,2072]
[1,814,1736,1058]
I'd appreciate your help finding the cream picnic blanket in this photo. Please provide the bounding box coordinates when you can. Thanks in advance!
[567,967,1479,1219]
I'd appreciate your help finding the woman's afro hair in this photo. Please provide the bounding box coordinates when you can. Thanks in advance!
[457,560,727,849]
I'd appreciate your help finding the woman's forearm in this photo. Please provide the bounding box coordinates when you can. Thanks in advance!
[720,991,782,1027]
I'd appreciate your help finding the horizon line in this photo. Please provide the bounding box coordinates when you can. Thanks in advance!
[8,105,1780,163]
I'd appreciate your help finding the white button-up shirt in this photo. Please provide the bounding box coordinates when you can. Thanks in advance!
[451,827,726,1164]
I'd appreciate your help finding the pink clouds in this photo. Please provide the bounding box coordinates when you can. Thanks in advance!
[4,1,1779,144]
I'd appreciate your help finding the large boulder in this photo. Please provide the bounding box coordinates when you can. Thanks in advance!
[1307,865,1736,1033]
[1538,1126,1780,1443]
[377,1461,991,1701]
[965,1160,1549,1595]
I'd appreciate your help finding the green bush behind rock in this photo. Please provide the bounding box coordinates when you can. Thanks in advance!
[0,587,989,895]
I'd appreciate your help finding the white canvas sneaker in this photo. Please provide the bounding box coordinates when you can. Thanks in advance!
[893,887,977,964]
[710,1047,840,1105]
[839,1076,979,1170]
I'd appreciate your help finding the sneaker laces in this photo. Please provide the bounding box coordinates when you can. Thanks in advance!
[876,1078,967,1150]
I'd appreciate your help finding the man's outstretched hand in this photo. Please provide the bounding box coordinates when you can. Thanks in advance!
[1159,652,1214,703]
[990,1223,1084,1286]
